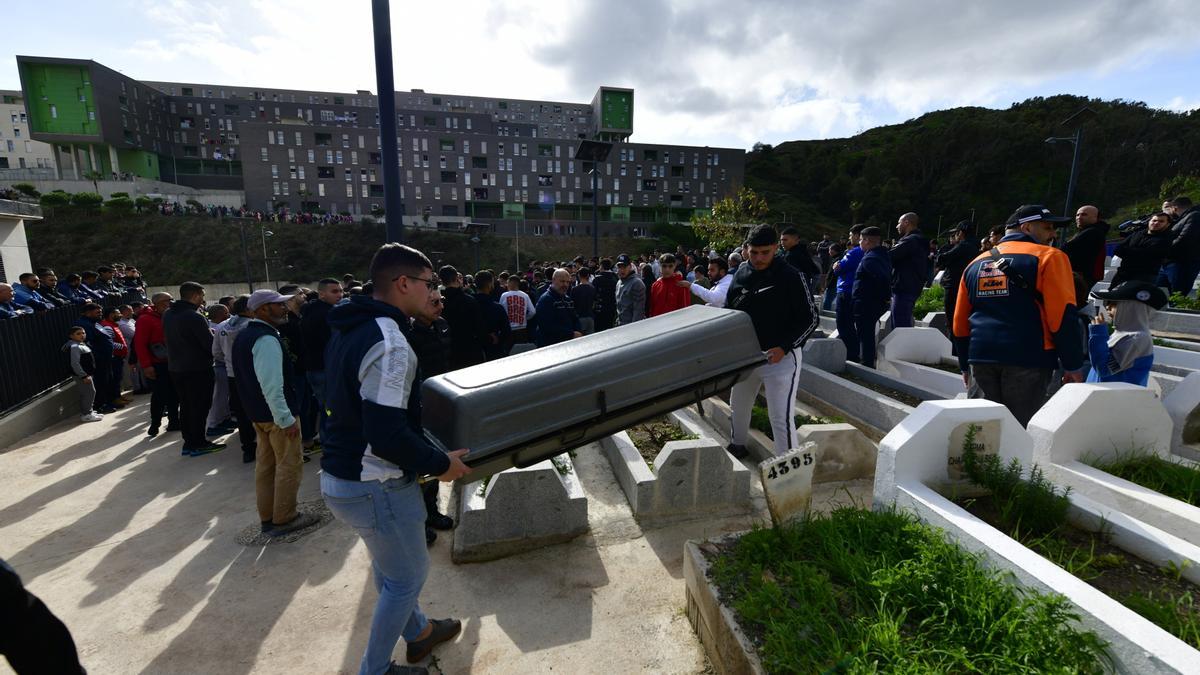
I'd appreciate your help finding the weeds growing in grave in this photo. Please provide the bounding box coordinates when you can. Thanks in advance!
[958,427,1200,648]
[627,419,698,470]
[1089,448,1200,507]
[960,424,1070,535]
[707,508,1109,674]
[750,404,843,441]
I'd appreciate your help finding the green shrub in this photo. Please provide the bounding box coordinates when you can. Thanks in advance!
[913,285,944,320]
[1169,293,1200,311]
[12,183,40,198]
[961,424,1070,534]
[38,191,71,208]
[70,192,104,208]
[134,196,155,211]
[105,197,135,213]
[110,191,130,199]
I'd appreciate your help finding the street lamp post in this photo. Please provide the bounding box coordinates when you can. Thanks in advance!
[261,226,274,285]
[372,0,403,243]
[237,218,254,293]
[1044,106,1096,245]
[574,140,614,259]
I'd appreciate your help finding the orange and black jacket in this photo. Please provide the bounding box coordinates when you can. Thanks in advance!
[952,233,1083,373]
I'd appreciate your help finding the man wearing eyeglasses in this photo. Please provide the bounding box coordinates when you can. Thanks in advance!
[322,244,471,673]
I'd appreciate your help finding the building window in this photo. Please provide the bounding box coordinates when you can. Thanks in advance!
[261,148,269,161]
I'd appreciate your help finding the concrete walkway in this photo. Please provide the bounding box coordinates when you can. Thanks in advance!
[0,397,871,674]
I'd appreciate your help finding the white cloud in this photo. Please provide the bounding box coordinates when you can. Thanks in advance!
[1165,96,1200,112]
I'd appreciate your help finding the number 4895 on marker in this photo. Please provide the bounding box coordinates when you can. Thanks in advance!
[767,452,813,480]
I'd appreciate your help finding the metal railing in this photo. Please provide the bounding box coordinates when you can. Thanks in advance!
[0,290,145,418]
[0,167,57,181]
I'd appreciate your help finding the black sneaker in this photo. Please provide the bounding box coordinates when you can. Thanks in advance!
[165,422,181,432]
[147,426,159,437]
[261,520,274,535]
[190,441,227,456]
[426,527,437,546]
[726,443,749,459]
[406,618,462,663]
[242,452,256,464]
[268,513,318,536]
[427,513,455,531]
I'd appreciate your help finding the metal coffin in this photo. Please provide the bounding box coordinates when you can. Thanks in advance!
[422,305,765,480]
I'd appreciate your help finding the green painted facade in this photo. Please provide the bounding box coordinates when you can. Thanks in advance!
[21,62,99,137]
[600,90,633,131]
[117,149,161,180]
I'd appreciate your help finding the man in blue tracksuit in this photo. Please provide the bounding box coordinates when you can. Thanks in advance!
[852,227,893,368]
[832,224,865,361]
[534,268,582,347]
[889,212,929,328]
[75,302,117,412]
[321,243,470,674]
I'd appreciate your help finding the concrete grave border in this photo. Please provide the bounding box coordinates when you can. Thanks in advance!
[601,409,751,524]
[874,399,1200,673]
[1165,372,1200,462]
[683,535,766,675]
[452,453,588,563]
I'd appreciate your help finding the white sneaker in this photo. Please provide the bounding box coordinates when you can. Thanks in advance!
[80,413,103,422]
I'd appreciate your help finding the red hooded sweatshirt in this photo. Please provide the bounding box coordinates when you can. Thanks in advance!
[649,273,692,317]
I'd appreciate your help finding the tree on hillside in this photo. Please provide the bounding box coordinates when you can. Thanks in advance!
[691,186,769,252]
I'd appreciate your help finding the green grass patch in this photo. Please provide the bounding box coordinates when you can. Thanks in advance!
[1091,452,1200,507]
[913,284,945,320]
[1169,293,1200,311]
[750,403,843,440]
[707,508,1109,673]
[959,427,1200,648]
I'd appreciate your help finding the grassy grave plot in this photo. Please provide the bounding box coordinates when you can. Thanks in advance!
[749,404,844,440]
[1089,452,1200,507]
[626,418,699,470]
[835,371,923,407]
[705,508,1109,674]
[957,426,1200,648]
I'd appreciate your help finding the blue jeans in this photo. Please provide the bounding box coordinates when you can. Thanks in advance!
[890,292,916,328]
[321,472,430,675]
[1163,261,1200,296]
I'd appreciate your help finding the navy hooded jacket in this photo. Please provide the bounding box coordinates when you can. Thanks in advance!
[74,314,115,363]
[320,295,451,482]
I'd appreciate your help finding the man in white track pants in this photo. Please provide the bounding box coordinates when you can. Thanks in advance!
[724,224,820,457]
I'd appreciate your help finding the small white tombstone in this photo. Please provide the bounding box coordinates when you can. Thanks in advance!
[759,441,818,526]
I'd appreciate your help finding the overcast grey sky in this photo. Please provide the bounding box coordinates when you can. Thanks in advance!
[4,0,1199,149]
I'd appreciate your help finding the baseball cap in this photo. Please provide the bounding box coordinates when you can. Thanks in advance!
[1091,281,1168,310]
[953,220,973,233]
[615,254,632,266]
[1005,205,1071,228]
[247,289,294,311]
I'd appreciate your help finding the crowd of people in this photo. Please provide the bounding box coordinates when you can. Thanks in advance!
[4,191,1198,674]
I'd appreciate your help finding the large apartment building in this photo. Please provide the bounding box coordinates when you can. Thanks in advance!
[0,90,56,173]
[15,56,744,232]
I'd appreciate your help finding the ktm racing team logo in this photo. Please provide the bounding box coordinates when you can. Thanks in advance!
[977,262,1009,297]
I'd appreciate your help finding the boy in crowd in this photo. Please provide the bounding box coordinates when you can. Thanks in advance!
[64,327,103,423]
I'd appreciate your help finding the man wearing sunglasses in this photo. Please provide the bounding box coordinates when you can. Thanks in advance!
[322,244,471,673]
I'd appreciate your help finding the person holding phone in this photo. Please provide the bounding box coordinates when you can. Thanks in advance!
[1086,281,1167,386]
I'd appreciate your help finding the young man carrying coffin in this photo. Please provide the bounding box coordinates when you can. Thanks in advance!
[321,243,471,674]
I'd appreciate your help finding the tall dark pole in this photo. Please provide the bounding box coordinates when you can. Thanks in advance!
[591,168,599,258]
[1063,127,1083,218]
[372,0,403,243]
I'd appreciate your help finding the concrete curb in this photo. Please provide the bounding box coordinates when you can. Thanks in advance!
[683,536,766,675]
[0,380,78,452]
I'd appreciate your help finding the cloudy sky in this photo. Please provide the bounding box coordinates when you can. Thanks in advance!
[4,0,1199,150]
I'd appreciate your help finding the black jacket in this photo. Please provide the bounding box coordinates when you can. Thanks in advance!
[1113,228,1173,285]
[440,286,486,370]
[162,300,213,373]
[37,284,70,307]
[854,247,894,317]
[473,292,512,361]
[277,311,305,374]
[592,270,618,326]
[935,239,980,290]
[783,245,820,280]
[726,258,819,353]
[1062,221,1112,288]
[1170,206,1200,260]
[890,231,929,295]
[299,299,334,371]
[409,318,452,378]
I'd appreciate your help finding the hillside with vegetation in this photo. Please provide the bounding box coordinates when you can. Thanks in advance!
[747,94,1200,239]
[23,211,663,287]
